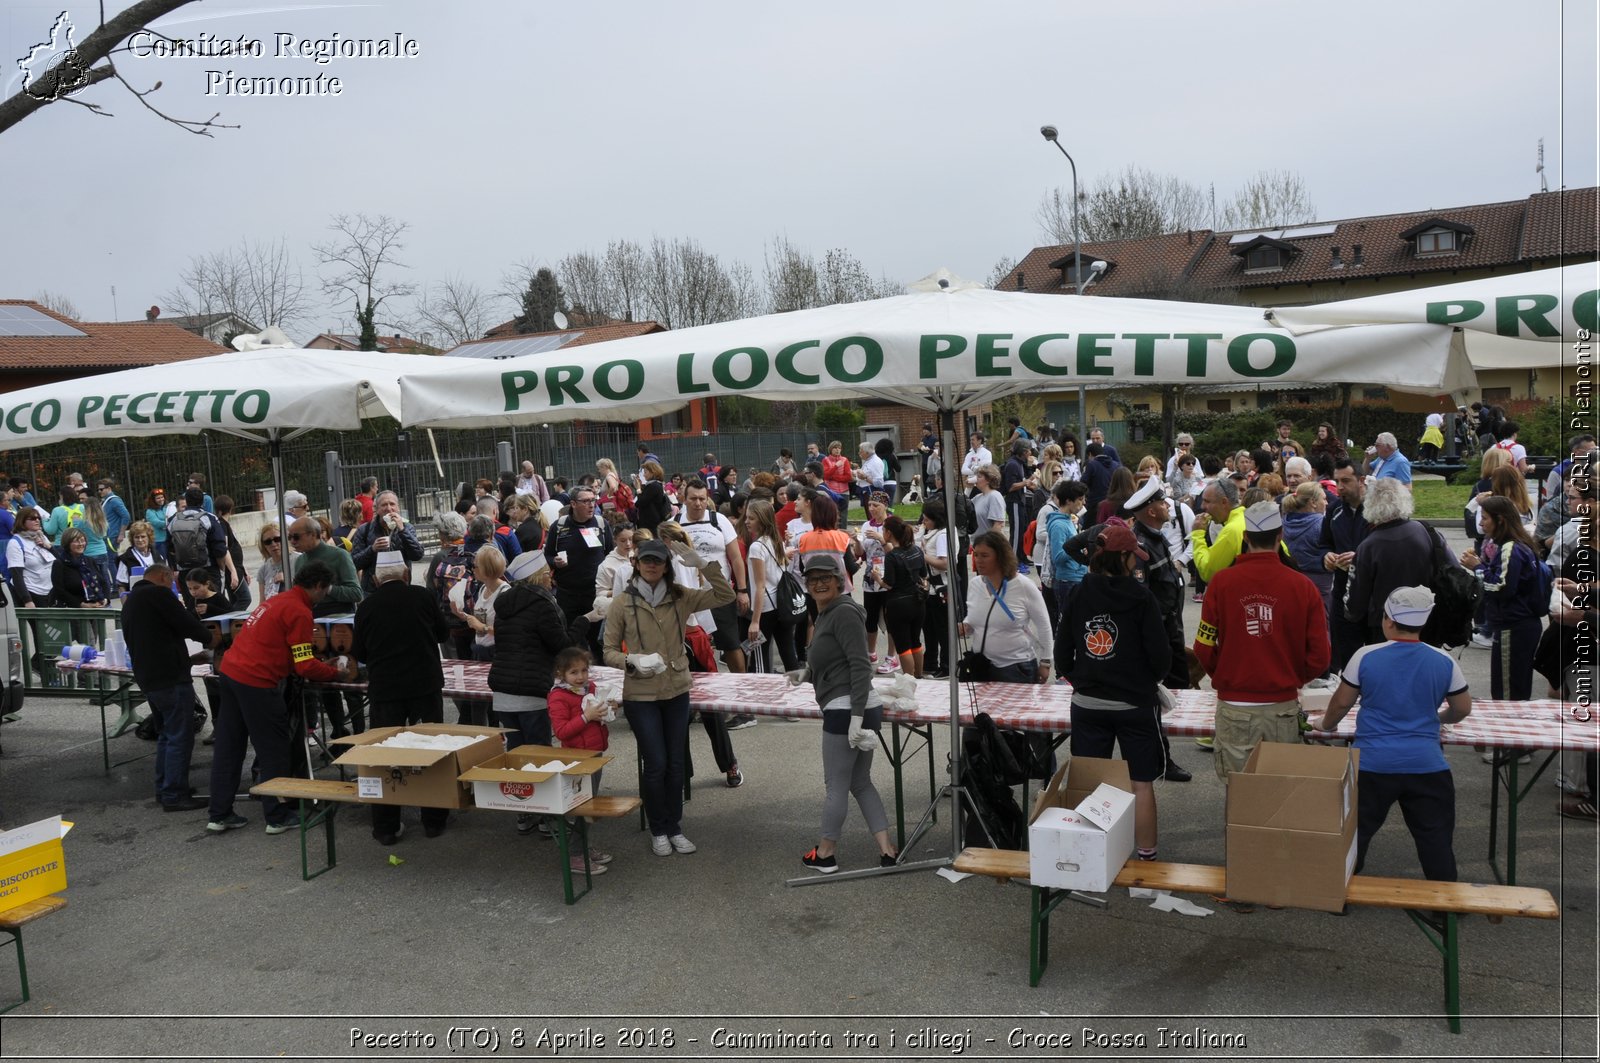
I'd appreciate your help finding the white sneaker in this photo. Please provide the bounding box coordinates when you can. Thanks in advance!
[874,660,898,675]
[668,833,697,854]
[1470,634,1494,649]
[651,835,672,857]
[1304,676,1337,691]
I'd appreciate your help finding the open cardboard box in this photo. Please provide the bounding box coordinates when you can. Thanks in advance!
[459,745,609,815]
[332,724,508,809]
[1226,742,1359,913]
[1027,757,1136,892]
[0,816,72,913]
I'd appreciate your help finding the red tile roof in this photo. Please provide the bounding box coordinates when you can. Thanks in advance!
[0,300,227,371]
[304,332,439,353]
[1005,186,1598,301]
[484,308,629,337]
[1004,230,1215,298]
[1520,187,1599,259]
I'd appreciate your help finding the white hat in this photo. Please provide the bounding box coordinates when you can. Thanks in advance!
[1384,586,1435,626]
[505,550,548,582]
[1243,500,1283,532]
[1122,477,1166,513]
[375,550,404,568]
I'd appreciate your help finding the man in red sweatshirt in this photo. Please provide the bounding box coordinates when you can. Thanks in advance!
[207,561,356,834]
[1193,501,1330,782]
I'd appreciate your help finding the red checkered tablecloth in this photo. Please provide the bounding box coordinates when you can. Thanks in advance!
[62,657,1599,753]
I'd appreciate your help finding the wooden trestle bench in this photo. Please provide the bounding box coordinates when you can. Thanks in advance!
[953,846,1559,1034]
[249,777,639,904]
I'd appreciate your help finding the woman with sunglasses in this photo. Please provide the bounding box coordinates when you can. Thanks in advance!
[602,536,733,857]
[256,524,287,607]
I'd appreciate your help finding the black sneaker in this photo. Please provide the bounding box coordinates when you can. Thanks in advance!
[726,766,744,788]
[264,815,302,835]
[880,853,899,868]
[161,796,209,812]
[727,714,758,730]
[423,822,445,839]
[801,847,838,874]
[373,822,405,846]
[1162,763,1193,782]
[206,813,247,833]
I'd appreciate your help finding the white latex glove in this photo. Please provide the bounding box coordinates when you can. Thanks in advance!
[628,652,666,677]
[667,540,705,568]
[785,667,810,687]
[848,718,879,752]
[333,656,349,675]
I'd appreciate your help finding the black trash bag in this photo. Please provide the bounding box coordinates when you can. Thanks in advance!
[960,712,1028,850]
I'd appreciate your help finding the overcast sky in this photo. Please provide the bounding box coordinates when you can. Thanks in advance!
[4,0,1595,337]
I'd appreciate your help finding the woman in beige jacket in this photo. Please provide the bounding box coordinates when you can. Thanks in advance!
[603,537,733,856]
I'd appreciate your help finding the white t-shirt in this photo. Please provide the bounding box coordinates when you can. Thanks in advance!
[784,517,812,546]
[6,535,55,597]
[861,454,886,488]
[679,510,736,570]
[450,579,508,648]
[962,446,992,484]
[747,537,784,610]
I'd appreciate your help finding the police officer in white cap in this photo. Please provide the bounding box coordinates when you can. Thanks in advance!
[1122,477,1193,781]
[1320,586,1473,881]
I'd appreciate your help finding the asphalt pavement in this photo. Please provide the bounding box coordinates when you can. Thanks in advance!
[0,522,1595,1062]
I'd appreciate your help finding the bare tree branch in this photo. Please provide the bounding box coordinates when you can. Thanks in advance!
[414,275,500,348]
[0,0,211,138]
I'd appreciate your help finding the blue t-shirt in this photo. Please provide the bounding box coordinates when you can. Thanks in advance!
[1373,450,1412,485]
[1340,639,1466,774]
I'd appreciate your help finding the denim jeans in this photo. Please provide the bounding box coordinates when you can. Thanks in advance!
[624,692,690,837]
[149,683,198,804]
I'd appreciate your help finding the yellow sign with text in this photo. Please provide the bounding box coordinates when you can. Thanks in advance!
[0,816,72,913]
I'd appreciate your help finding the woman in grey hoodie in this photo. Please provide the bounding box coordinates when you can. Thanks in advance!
[791,552,898,873]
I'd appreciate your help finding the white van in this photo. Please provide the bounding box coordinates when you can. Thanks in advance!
[0,580,22,719]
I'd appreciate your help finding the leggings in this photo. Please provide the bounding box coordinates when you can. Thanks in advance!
[820,731,888,842]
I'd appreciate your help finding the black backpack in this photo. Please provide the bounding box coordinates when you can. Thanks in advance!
[166,509,212,570]
[1420,525,1481,649]
[952,491,978,537]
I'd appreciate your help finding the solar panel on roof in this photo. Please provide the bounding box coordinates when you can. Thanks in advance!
[0,305,87,337]
[448,333,583,360]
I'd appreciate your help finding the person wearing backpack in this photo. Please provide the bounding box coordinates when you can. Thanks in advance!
[1460,496,1549,704]
[166,488,233,603]
[743,500,802,673]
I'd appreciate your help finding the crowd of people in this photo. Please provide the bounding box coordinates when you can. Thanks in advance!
[9,411,1595,879]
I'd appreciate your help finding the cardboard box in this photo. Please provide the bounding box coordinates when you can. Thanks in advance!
[1226,742,1359,913]
[459,745,609,815]
[332,724,508,809]
[0,816,72,914]
[1027,758,1136,891]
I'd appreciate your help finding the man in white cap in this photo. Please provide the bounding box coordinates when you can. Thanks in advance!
[1320,586,1472,881]
[1193,501,1330,781]
[1122,477,1193,782]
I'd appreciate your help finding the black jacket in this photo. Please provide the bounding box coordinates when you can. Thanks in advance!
[349,518,425,592]
[351,579,447,701]
[51,553,108,607]
[634,480,672,533]
[1055,571,1170,707]
[121,579,212,691]
[487,583,571,698]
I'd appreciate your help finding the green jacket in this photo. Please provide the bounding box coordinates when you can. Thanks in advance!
[299,542,362,605]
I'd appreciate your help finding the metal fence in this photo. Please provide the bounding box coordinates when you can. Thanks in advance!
[0,423,857,519]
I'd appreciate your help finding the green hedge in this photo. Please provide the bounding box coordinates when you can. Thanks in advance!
[1123,402,1430,464]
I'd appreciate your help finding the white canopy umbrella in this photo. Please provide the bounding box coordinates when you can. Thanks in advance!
[0,342,482,579]
[400,271,1467,426]
[1266,262,1598,341]
[397,270,1469,888]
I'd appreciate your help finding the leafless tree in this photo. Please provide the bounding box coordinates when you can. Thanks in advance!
[986,255,1019,290]
[164,238,310,333]
[1037,166,1209,244]
[414,275,499,349]
[638,236,760,328]
[0,1,237,138]
[762,236,898,312]
[32,290,81,319]
[313,213,415,349]
[1219,170,1317,230]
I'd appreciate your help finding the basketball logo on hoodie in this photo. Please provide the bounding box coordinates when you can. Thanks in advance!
[1083,614,1118,658]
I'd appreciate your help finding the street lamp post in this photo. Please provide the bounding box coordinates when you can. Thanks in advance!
[1040,124,1088,436]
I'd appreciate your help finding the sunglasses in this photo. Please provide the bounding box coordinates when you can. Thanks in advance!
[262,536,281,544]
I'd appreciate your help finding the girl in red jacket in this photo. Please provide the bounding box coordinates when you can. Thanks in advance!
[547,646,614,869]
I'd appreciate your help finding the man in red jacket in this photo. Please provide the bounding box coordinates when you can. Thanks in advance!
[1193,501,1331,782]
[206,561,356,834]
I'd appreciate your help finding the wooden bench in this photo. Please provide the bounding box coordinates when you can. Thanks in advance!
[248,777,640,904]
[0,895,67,1014]
[954,847,1559,1034]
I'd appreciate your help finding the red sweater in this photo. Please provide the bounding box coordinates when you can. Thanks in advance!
[1193,551,1330,703]
[220,586,344,689]
[548,681,608,752]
